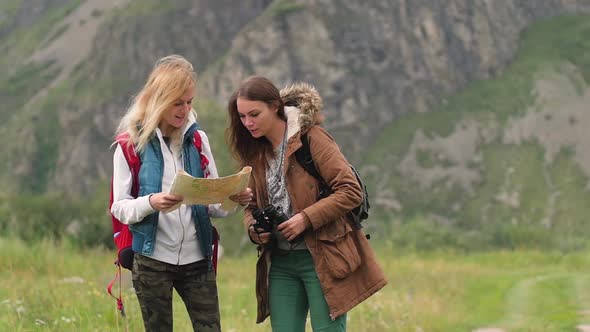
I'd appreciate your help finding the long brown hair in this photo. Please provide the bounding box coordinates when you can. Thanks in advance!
[227,76,287,166]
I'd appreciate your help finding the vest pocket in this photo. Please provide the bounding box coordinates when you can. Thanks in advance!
[317,220,361,279]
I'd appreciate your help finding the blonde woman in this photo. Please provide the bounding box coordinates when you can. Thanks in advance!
[111,55,252,331]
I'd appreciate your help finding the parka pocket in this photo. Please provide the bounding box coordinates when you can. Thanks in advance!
[317,220,361,279]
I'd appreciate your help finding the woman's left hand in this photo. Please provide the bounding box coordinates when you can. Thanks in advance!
[277,213,310,242]
[229,187,253,206]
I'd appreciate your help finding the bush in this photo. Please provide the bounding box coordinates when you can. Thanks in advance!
[0,187,112,249]
[386,214,589,253]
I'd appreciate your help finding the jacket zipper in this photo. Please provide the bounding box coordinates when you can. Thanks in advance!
[176,148,185,264]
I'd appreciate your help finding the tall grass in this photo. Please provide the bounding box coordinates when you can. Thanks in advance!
[2,238,590,331]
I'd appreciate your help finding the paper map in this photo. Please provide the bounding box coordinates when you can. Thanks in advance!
[164,166,252,212]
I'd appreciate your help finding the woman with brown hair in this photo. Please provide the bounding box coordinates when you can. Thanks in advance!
[227,76,387,331]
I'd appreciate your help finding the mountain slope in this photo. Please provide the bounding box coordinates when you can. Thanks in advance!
[1,1,590,251]
[2,0,589,196]
[366,15,590,249]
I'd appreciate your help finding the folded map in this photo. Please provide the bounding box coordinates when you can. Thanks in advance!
[164,166,252,212]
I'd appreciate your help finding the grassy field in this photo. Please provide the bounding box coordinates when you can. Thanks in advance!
[2,238,590,331]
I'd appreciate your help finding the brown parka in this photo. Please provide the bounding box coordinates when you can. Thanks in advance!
[243,83,388,323]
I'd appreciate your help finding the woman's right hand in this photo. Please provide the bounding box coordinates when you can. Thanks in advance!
[248,225,271,245]
[149,193,183,212]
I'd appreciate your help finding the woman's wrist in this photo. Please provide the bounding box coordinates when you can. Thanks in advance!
[247,223,258,244]
[302,214,312,229]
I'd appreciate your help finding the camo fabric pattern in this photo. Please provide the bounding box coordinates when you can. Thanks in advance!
[132,254,220,332]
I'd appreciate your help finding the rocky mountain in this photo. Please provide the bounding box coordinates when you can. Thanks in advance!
[1,1,590,248]
[202,0,590,155]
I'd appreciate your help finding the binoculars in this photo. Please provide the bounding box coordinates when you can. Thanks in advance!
[251,204,289,233]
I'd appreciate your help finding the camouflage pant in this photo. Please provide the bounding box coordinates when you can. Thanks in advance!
[132,254,221,332]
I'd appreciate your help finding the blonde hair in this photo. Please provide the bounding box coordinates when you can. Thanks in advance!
[116,55,197,152]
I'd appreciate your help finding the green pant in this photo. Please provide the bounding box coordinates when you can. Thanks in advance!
[269,250,347,332]
[132,254,220,332]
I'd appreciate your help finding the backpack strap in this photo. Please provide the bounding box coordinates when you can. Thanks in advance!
[107,134,140,317]
[191,129,210,178]
[294,133,331,199]
[295,133,370,234]
[110,134,140,251]
[295,133,320,179]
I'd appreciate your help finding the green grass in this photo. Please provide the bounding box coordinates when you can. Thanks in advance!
[114,0,175,17]
[462,143,549,227]
[548,151,590,249]
[3,238,590,331]
[0,60,59,124]
[268,0,305,17]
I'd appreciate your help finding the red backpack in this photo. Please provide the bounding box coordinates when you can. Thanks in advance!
[107,131,220,316]
[109,133,139,270]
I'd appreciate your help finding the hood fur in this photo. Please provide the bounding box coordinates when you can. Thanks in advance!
[280,82,324,136]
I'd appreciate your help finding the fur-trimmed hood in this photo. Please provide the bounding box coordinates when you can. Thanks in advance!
[280,82,324,139]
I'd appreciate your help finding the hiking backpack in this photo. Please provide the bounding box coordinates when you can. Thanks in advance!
[108,133,139,271]
[294,133,370,231]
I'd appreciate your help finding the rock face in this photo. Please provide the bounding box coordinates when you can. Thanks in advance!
[0,0,589,195]
[47,0,273,194]
[202,0,590,156]
[0,0,70,37]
